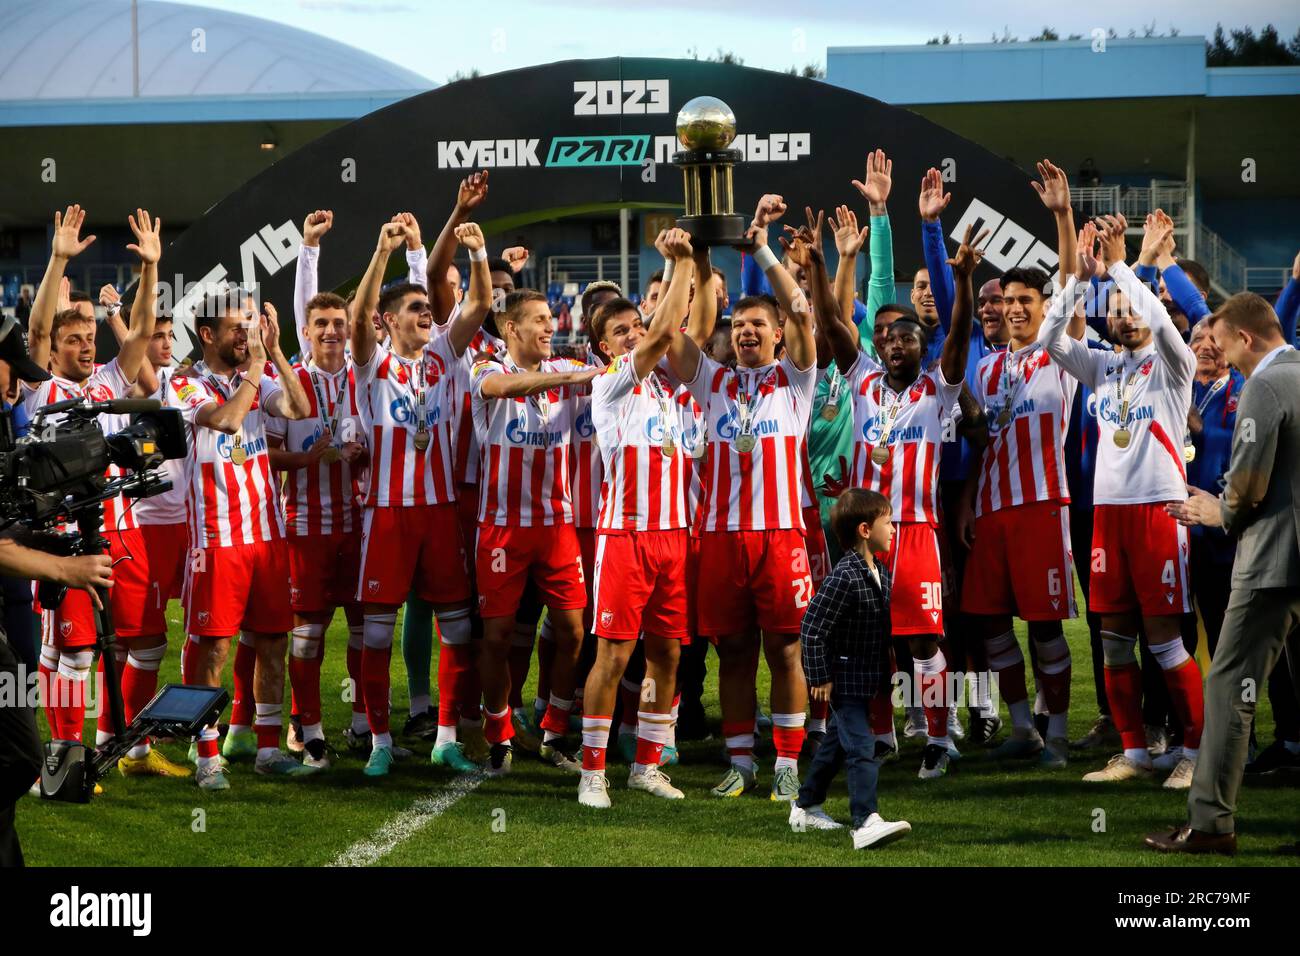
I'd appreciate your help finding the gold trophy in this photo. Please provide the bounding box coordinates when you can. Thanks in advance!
[672,96,747,246]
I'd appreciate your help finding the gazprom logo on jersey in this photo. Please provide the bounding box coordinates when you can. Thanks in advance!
[645,415,668,443]
[574,405,595,438]
[506,418,563,447]
[715,409,779,441]
[861,417,923,445]
[389,397,441,428]
[216,433,265,461]
[1096,396,1154,426]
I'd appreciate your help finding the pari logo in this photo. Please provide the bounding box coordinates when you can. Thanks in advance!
[506,418,563,447]
[714,409,780,441]
[574,405,595,439]
[1095,395,1154,427]
[215,432,266,461]
[389,397,441,429]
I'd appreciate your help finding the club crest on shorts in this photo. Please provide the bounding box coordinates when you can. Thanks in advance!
[600,609,614,629]
[290,586,302,604]
[59,620,73,638]
[197,611,209,625]
[367,579,380,595]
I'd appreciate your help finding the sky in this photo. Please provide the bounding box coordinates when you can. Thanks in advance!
[160,0,1300,84]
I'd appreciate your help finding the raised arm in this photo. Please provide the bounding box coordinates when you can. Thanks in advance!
[770,210,819,372]
[637,228,695,381]
[940,223,986,386]
[295,209,332,359]
[391,212,427,287]
[830,204,868,341]
[684,238,716,348]
[804,227,857,375]
[477,365,599,399]
[1103,215,1194,384]
[115,208,161,386]
[1274,249,1300,347]
[260,304,311,420]
[1037,222,1100,384]
[29,204,97,371]
[195,329,264,435]
[917,167,956,333]
[427,172,488,324]
[351,221,407,366]
[444,222,491,356]
[856,151,896,352]
[1031,159,1077,294]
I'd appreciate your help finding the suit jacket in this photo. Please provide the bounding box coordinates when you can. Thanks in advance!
[1220,349,1300,589]
[800,549,893,699]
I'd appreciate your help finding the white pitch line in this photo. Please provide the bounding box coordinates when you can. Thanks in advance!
[329,772,486,867]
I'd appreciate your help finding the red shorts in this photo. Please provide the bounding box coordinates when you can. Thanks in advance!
[1089,503,1191,617]
[39,528,166,646]
[183,539,293,636]
[113,523,188,637]
[591,529,689,641]
[358,504,470,607]
[695,529,812,637]
[576,525,598,630]
[40,588,97,650]
[803,505,830,588]
[476,523,587,619]
[961,500,1076,621]
[881,522,945,636]
[288,531,361,613]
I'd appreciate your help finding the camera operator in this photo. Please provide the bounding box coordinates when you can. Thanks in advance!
[21,205,158,755]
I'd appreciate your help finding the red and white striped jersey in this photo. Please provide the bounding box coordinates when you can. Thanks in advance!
[844,351,962,525]
[569,349,606,529]
[265,361,364,535]
[21,359,136,533]
[590,351,686,532]
[971,341,1077,516]
[353,336,460,508]
[676,389,707,525]
[447,321,503,486]
[684,354,817,532]
[1038,267,1196,506]
[166,362,287,549]
[133,365,190,527]
[471,354,595,527]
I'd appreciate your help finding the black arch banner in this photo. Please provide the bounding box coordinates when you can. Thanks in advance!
[162,57,1062,356]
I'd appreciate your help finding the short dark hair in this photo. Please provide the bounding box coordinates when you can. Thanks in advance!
[644,269,664,294]
[731,294,781,323]
[305,291,348,319]
[1208,292,1283,340]
[502,289,549,327]
[884,316,930,347]
[194,288,249,337]
[50,308,94,342]
[69,289,93,305]
[831,488,892,551]
[488,258,513,277]
[589,297,640,344]
[1000,267,1051,296]
[1176,259,1210,295]
[581,281,622,328]
[378,282,426,319]
[875,303,920,324]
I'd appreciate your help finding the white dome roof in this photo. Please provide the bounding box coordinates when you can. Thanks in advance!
[0,0,433,100]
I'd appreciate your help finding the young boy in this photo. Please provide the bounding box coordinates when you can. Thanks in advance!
[789,487,912,849]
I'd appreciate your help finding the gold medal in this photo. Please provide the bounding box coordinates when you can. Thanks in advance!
[870,445,889,466]
[229,444,247,466]
[734,433,757,454]
[997,407,1012,427]
[1183,444,1196,463]
[660,438,676,459]
[413,430,431,452]
[1113,429,1131,449]
[820,403,838,422]
[322,447,341,465]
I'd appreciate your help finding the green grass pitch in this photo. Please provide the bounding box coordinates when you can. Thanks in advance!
[16,599,1298,867]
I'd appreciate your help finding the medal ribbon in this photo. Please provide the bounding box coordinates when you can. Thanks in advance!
[1112,355,1141,435]
[309,367,345,443]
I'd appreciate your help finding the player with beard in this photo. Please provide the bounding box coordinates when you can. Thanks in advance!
[471,292,600,776]
[666,199,817,802]
[349,219,491,777]
[169,285,313,789]
[817,216,984,779]
[1040,218,1202,788]
[24,206,159,762]
[266,290,369,770]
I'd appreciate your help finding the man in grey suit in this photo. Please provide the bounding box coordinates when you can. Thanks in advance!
[1145,292,1300,856]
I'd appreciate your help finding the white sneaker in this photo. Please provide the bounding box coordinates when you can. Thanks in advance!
[1082,753,1153,782]
[578,770,611,808]
[789,803,842,831]
[627,765,684,800]
[903,708,927,739]
[1151,746,1185,772]
[947,709,965,741]
[1162,755,1196,790]
[850,812,911,849]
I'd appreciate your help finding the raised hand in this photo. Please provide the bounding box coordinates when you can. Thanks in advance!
[501,246,529,273]
[653,228,672,261]
[260,302,281,358]
[1293,248,1300,281]
[1098,214,1128,266]
[244,310,267,368]
[52,204,96,260]
[454,222,486,253]
[917,168,951,222]
[661,226,693,260]
[393,212,423,251]
[126,208,162,265]
[1075,221,1102,281]
[745,193,787,250]
[99,283,121,309]
[58,276,72,312]
[779,221,821,269]
[850,148,893,208]
[1139,211,1173,265]
[303,209,334,247]
[456,171,490,212]
[1030,159,1071,214]
[947,223,989,279]
[377,220,407,255]
[831,205,868,258]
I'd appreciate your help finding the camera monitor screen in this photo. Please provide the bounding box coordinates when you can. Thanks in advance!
[139,685,227,726]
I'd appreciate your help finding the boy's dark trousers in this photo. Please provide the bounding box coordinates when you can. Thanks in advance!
[796,695,879,828]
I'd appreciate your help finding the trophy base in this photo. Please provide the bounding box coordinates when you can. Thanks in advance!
[676,214,748,248]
